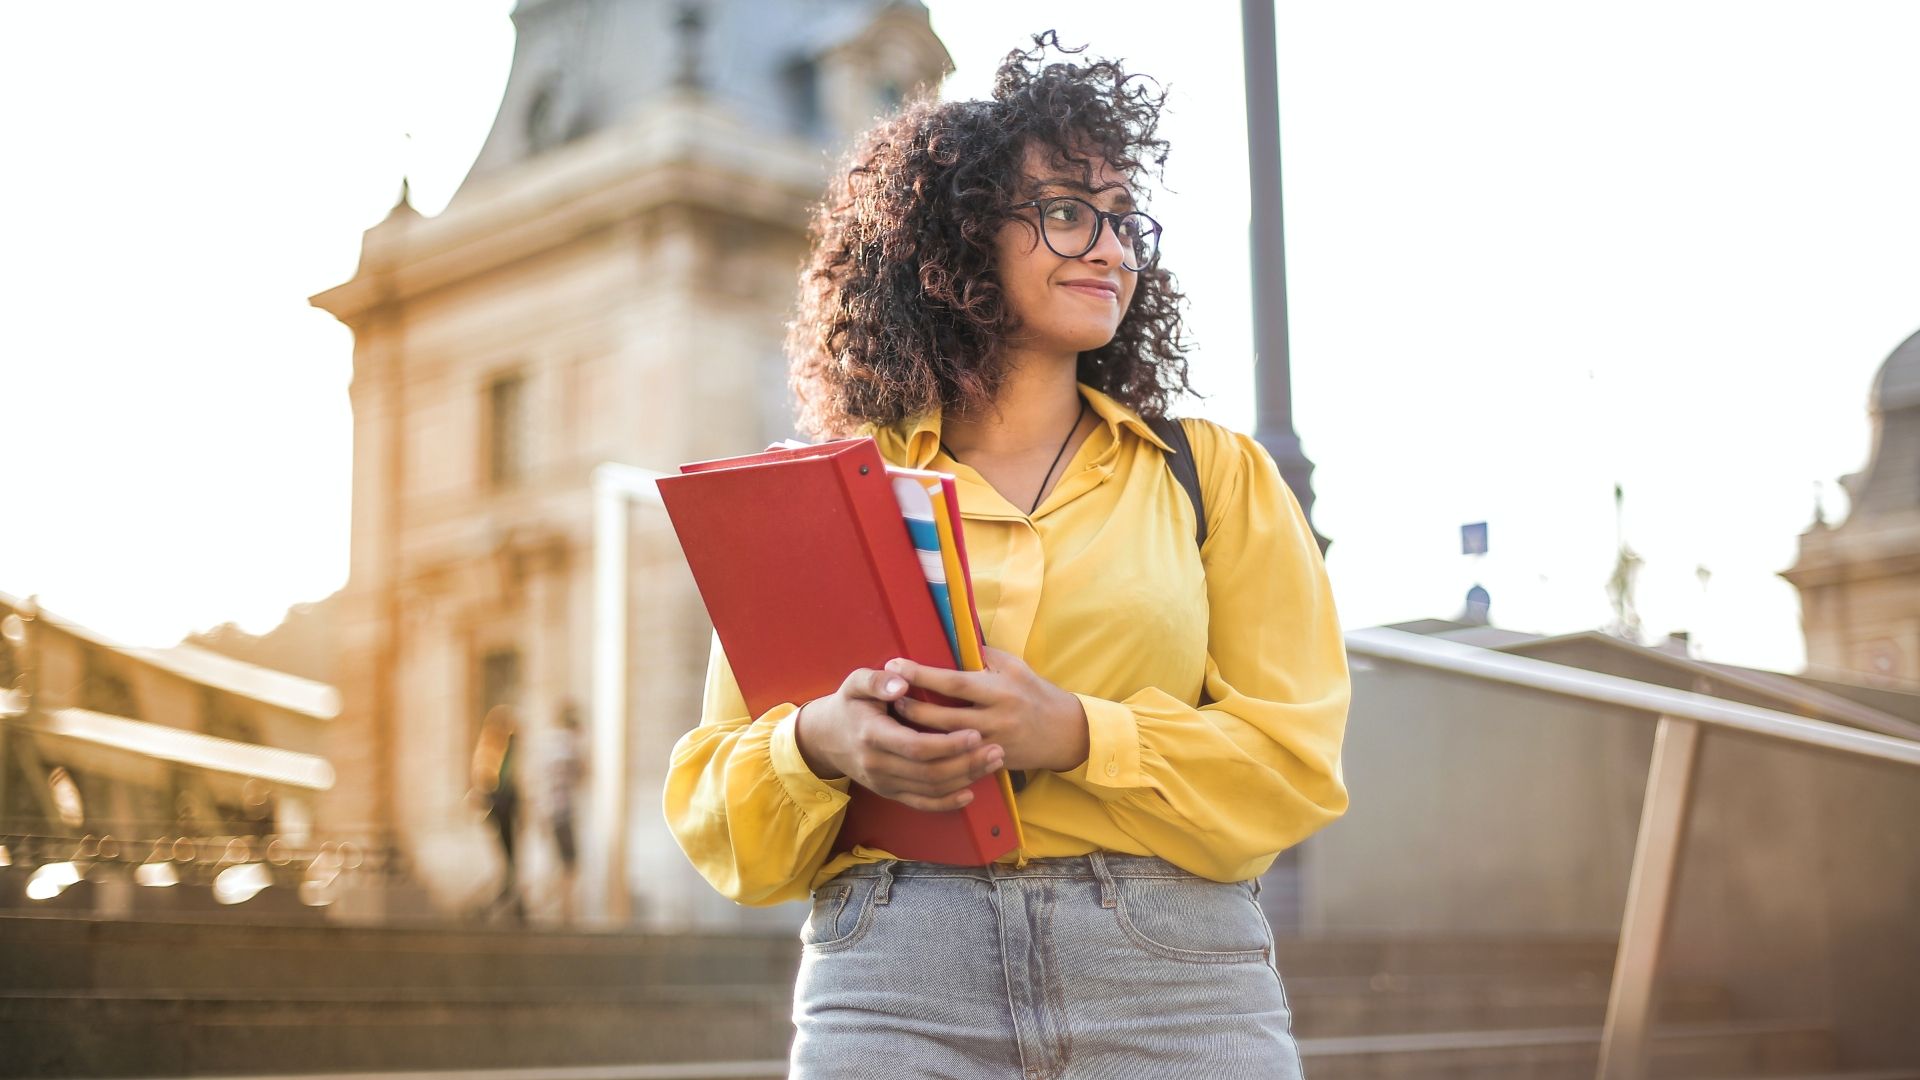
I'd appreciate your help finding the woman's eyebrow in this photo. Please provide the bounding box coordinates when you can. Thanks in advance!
[1030,175,1137,210]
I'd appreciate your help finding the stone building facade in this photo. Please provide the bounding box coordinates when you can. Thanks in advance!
[1785,326,1920,687]
[311,0,949,926]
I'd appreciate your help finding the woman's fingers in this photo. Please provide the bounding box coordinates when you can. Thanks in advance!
[885,742,1003,792]
[857,738,1004,801]
[889,788,977,813]
[892,697,982,733]
[841,666,910,703]
[865,715,979,762]
[885,658,994,703]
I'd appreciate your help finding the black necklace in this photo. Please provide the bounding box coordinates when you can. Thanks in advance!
[942,398,1089,516]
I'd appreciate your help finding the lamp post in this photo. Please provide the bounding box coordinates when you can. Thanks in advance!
[1242,0,1327,552]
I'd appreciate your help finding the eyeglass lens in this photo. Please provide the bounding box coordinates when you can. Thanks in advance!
[1038,198,1159,269]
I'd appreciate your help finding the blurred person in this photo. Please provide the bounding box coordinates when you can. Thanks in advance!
[666,33,1348,1080]
[545,700,586,924]
[469,704,524,922]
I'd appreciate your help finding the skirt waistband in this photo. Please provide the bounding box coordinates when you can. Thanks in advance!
[832,852,1204,883]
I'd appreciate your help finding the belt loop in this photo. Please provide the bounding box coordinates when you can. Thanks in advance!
[1089,851,1117,909]
[873,861,896,906]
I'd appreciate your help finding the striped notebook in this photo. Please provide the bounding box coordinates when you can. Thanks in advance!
[887,466,1024,843]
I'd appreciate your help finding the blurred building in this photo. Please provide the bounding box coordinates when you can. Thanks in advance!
[1785,326,1920,686]
[310,0,949,926]
[0,592,342,918]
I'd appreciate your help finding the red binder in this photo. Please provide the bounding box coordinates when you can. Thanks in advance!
[657,437,1020,865]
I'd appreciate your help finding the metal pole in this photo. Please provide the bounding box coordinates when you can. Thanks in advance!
[1242,0,1327,551]
[1597,714,1703,1080]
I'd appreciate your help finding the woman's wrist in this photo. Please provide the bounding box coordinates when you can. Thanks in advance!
[793,699,847,781]
[1048,688,1092,772]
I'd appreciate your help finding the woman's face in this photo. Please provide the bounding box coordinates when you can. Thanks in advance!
[993,144,1141,361]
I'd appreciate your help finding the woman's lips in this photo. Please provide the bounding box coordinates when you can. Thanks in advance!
[1060,281,1118,300]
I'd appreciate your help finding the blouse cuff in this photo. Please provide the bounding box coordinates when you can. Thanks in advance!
[770,705,853,821]
[1066,693,1145,794]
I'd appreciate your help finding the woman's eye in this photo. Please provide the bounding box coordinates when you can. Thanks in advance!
[1045,202,1081,222]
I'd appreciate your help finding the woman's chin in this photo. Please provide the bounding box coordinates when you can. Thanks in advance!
[1038,324,1124,355]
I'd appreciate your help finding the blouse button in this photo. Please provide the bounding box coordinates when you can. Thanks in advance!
[814,791,832,802]
[1105,762,1119,778]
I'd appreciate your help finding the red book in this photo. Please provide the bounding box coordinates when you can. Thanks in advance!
[657,437,1020,865]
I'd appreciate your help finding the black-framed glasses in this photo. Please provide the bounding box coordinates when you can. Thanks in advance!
[1010,196,1162,272]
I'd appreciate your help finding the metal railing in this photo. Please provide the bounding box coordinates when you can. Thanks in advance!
[1344,626,1920,1080]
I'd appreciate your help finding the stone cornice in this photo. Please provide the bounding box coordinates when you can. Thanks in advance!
[311,93,828,330]
[1783,511,1920,587]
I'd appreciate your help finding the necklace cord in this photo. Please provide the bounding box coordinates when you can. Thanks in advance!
[940,397,1089,516]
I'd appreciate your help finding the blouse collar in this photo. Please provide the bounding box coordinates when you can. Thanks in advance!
[868,382,1175,469]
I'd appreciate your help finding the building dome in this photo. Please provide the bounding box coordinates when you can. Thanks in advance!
[1843,325,1920,520]
[1871,326,1920,414]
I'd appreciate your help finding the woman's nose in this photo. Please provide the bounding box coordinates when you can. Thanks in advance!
[1082,216,1129,266]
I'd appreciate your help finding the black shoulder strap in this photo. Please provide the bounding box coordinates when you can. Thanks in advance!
[1145,415,1206,550]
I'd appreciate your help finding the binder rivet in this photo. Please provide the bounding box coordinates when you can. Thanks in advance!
[859,464,870,475]
[990,826,1000,837]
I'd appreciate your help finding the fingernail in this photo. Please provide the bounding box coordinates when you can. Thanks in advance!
[956,791,974,806]
[887,659,906,673]
[886,678,905,694]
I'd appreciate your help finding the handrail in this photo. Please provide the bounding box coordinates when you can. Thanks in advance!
[1345,626,1920,769]
[1346,625,1920,1080]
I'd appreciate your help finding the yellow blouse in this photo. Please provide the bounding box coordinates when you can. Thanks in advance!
[664,384,1350,906]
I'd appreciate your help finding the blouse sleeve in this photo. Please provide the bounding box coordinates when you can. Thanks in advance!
[662,636,852,905]
[1055,423,1351,881]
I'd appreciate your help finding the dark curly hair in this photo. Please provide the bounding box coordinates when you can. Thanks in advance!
[787,32,1193,438]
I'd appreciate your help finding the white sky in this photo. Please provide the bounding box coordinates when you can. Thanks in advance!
[4,2,1918,676]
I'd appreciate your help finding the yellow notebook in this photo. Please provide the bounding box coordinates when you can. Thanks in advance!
[910,470,1026,851]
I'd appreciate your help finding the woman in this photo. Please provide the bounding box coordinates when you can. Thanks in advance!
[665,33,1348,1079]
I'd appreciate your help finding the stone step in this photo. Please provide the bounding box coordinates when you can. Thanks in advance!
[0,916,802,995]
[0,915,1622,995]
[1716,1073,1920,1080]
[1297,1019,1842,1080]
[126,1065,1920,1080]
[161,1067,791,1080]
[1287,972,1731,1036]
[1274,934,1618,980]
[5,971,1731,1034]
[78,1022,1904,1076]
[1,989,1862,1080]
[0,994,794,1079]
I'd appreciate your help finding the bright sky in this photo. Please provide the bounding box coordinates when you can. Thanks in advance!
[5,2,1919,676]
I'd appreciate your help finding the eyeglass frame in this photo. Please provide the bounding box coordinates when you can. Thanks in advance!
[1009,196,1163,272]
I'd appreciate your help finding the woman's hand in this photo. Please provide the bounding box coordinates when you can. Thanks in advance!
[888,647,1090,773]
[793,667,1006,812]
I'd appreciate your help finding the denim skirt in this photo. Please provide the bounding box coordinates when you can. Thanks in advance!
[790,852,1306,1079]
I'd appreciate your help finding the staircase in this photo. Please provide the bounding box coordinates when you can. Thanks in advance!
[0,914,796,1078]
[2,915,1913,1079]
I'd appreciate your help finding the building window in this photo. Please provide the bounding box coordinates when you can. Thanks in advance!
[785,59,821,135]
[486,373,529,489]
[200,687,260,746]
[81,647,138,718]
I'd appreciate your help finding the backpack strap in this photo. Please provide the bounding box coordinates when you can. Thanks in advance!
[1144,415,1207,550]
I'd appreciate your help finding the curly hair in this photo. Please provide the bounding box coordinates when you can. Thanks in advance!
[787,32,1193,438]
